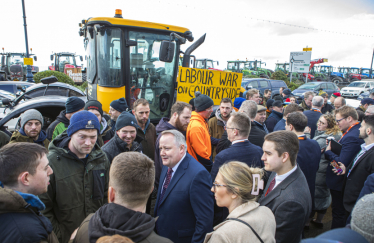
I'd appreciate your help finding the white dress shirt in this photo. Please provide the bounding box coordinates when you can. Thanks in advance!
[161,152,186,189]
[273,165,298,189]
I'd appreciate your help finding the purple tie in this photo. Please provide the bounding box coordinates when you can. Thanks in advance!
[159,168,173,204]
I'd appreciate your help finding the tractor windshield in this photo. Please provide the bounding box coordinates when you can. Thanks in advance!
[9,54,25,66]
[350,68,359,74]
[227,62,237,71]
[206,60,214,69]
[244,62,254,70]
[320,66,331,73]
[362,69,371,75]
[129,31,177,119]
[59,55,76,67]
[339,68,349,74]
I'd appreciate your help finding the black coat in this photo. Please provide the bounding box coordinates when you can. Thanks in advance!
[343,145,374,212]
[303,109,322,138]
[322,103,334,114]
[102,133,142,163]
[266,110,283,133]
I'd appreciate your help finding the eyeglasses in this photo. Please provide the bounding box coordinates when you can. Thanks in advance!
[335,117,347,124]
[212,182,227,192]
[224,126,240,131]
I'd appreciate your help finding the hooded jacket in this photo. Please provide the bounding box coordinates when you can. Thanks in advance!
[73,203,172,243]
[97,117,114,147]
[10,128,50,150]
[102,132,143,163]
[39,132,110,243]
[186,111,212,172]
[0,185,59,243]
[140,118,156,161]
[46,110,70,141]
[208,109,233,160]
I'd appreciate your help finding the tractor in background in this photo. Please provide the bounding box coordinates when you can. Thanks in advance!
[331,67,363,84]
[227,59,272,78]
[195,58,220,70]
[48,52,86,83]
[360,68,374,78]
[0,51,38,81]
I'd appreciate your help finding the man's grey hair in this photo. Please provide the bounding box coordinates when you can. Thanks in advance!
[239,100,258,119]
[304,91,315,100]
[312,96,324,108]
[366,105,374,115]
[161,129,187,151]
[370,92,374,99]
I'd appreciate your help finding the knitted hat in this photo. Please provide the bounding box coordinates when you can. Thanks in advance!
[20,109,43,129]
[351,194,374,243]
[272,100,283,108]
[110,98,129,112]
[320,92,328,98]
[331,92,341,98]
[361,98,374,106]
[285,98,291,102]
[257,105,267,112]
[189,98,195,111]
[65,97,85,114]
[85,100,103,116]
[67,110,100,137]
[194,91,214,112]
[283,88,292,95]
[234,97,246,110]
[115,112,139,131]
[266,99,275,108]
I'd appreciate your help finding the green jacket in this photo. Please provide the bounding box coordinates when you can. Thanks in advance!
[0,131,10,148]
[39,132,110,243]
[9,130,50,150]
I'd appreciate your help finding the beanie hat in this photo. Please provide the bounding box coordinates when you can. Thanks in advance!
[332,92,341,98]
[20,109,44,129]
[266,99,275,108]
[351,194,374,243]
[234,97,246,110]
[85,100,103,116]
[110,98,129,113]
[283,88,292,95]
[189,98,195,111]
[320,92,328,98]
[361,98,374,106]
[285,98,290,102]
[65,97,85,114]
[194,91,214,112]
[272,100,283,108]
[67,110,100,137]
[115,112,139,131]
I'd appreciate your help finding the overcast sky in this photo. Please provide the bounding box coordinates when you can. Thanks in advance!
[2,0,374,72]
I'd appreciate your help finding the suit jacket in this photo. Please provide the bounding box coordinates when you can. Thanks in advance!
[259,167,312,243]
[211,140,263,226]
[303,109,322,138]
[343,145,374,212]
[297,138,321,211]
[273,118,286,132]
[325,123,364,191]
[154,153,214,243]
[266,110,283,133]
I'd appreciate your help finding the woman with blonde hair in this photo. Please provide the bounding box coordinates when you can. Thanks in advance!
[310,114,342,228]
[204,162,276,243]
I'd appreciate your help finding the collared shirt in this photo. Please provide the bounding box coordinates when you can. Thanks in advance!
[274,165,298,189]
[254,120,269,134]
[232,139,248,145]
[348,142,374,176]
[161,152,187,188]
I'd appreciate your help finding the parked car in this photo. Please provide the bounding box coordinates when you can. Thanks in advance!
[292,82,340,101]
[340,81,374,98]
[357,88,374,101]
[241,78,288,98]
[0,81,34,95]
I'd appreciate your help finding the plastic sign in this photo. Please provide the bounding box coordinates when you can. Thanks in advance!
[23,58,33,66]
[303,47,312,51]
[177,67,243,105]
[290,52,312,73]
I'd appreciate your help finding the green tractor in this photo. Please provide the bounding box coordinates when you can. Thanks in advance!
[227,60,272,78]
[0,52,38,81]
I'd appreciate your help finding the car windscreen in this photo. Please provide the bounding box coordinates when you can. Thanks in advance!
[348,82,366,88]
[298,83,318,90]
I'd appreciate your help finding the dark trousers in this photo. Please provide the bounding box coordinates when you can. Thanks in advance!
[330,189,347,229]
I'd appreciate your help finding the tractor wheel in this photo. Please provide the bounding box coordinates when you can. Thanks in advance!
[332,77,343,85]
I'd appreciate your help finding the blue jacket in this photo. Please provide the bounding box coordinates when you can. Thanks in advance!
[154,153,214,243]
[211,140,263,226]
[303,109,322,138]
[273,118,286,132]
[297,137,321,211]
[325,123,364,191]
[266,110,283,133]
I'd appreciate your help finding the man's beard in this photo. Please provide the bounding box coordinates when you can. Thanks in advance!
[359,132,368,140]
[25,129,40,139]
[175,117,187,131]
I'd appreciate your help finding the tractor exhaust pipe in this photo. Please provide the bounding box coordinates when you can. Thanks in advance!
[182,34,206,68]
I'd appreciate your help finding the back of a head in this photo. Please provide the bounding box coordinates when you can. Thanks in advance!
[335,96,346,105]
[264,131,299,166]
[230,112,251,138]
[335,105,358,121]
[239,100,258,119]
[366,105,374,115]
[284,103,300,117]
[110,152,155,207]
[351,194,374,243]
[97,235,134,243]
[0,143,47,188]
[287,112,308,132]
[312,96,324,108]
[194,91,213,112]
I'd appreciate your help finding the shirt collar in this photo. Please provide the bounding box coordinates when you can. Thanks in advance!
[171,152,186,173]
[232,139,248,144]
[361,142,374,152]
[275,165,298,182]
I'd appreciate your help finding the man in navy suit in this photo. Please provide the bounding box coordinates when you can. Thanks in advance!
[274,103,301,131]
[303,96,323,138]
[155,129,213,243]
[286,112,321,213]
[325,105,364,229]
[211,112,263,225]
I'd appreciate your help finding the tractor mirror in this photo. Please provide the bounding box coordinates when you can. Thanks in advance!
[159,41,175,63]
[217,61,219,66]
[41,76,58,84]
[33,56,37,61]
[50,55,54,61]
[2,98,10,106]
[80,56,83,62]
[16,84,26,92]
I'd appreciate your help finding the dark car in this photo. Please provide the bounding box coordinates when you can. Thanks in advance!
[241,78,288,98]
[0,81,34,94]
[292,82,339,100]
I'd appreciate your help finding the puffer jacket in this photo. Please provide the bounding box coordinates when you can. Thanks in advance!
[97,117,114,147]
[10,128,50,150]
[39,132,110,243]
[102,133,143,163]
[0,185,59,243]
[313,130,342,211]
[186,111,212,172]
[46,110,70,141]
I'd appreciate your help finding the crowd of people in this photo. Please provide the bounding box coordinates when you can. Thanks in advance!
[0,86,374,243]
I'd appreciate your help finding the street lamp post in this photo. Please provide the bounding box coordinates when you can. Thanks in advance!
[21,0,34,82]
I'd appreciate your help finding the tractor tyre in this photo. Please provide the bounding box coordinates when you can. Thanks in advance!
[332,77,343,85]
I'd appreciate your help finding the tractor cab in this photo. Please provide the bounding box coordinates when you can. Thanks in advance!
[320,65,333,74]
[350,67,360,74]
[275,63,289,73]
[361,68,374,78]
[195,59,218,69]
[49,52,83,72]
[79,9,194,121]
[0,51,38,81]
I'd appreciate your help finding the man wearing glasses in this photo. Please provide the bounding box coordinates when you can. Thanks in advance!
[325,106,364,229]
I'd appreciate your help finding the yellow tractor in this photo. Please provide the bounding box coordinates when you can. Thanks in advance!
[79,9,195,121]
